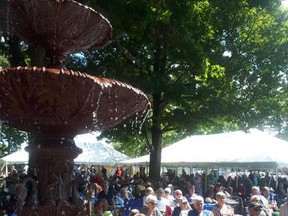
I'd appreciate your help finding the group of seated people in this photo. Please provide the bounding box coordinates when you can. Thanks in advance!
[88,178,284,216]
[127,184,286,216]
[2,165,288,216]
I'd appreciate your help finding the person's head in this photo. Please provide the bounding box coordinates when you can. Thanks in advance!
[188,185,196,194]
[192,196,204,213]
[179,197,189,210]
[174,189,183,200]
[215,192,226,207]
[155,188,164,200]
[164,187,171,198]
[214,183,222,192]
[102,181,109,192]
[250,195,261,203]
[94,198,109,214]
[120,187,128,199]
[145,195,157,211]
[251,186,260,195]
[248,201,263,216]
[226,186,233,195]
[129,209,140,216]
[262,186,269,197]
[145,187,154,196]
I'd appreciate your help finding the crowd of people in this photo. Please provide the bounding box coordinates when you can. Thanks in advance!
[1,164,288,216]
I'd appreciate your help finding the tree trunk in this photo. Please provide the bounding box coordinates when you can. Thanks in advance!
[149,92,162,180]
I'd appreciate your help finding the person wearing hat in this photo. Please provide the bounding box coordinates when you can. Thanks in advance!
[140,194,163,216]
[211,192,234,216]
[172,197,191,216]
[248,195,270,216]
[248,201,265,216]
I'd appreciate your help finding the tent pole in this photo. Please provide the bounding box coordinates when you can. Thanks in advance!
[5,162,8,177]
[236,169,238,189]
[275,165,278,189]
[205,168,208,193]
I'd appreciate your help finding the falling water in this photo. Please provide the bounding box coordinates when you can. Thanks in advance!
[138,108,151,134]
[0,120,3,147]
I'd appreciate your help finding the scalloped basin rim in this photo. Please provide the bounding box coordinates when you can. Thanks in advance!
[0,66,150,136]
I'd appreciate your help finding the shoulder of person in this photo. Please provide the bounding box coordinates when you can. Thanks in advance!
[203,210,214,216]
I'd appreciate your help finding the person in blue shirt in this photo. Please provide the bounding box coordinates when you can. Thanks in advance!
[98,181,115,207]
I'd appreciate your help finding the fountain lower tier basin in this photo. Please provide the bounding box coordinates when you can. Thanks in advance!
[0,67,150,136]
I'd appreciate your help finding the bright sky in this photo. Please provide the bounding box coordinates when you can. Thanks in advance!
[283,0,288,8]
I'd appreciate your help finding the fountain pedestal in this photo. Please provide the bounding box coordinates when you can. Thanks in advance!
[14,135,86,216]
[0,0,150,215]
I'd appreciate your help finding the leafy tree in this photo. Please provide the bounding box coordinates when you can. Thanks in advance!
[71,0,287,180]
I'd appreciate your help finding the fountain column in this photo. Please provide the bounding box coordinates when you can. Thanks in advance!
[27,135,82,203]
[0,0,151,215]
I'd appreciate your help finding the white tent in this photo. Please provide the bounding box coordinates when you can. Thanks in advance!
[0,133,130,166]
[74,133,130,164]
[121,129,288,170]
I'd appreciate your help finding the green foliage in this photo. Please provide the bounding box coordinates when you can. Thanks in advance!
[0,123,27,156]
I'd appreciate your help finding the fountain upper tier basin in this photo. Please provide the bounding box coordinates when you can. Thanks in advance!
[0,67,150,137]
[4,0,112,64]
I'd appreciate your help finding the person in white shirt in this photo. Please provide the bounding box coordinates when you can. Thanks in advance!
[156,188,170,214]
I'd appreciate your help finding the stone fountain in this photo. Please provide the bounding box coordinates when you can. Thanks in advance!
[0,0,150,215]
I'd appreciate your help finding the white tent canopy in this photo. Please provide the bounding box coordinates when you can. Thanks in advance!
[74,133,130,164]
[121,129,288,169]
[0,133,130,165]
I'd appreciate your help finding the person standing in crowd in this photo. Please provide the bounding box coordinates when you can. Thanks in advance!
[188,196,214,216]
[98,181,115,207]
[194,173,203,196]
[101,166,108,180]
[140,194,163,216]
[185,185,198,206]
[115,166,123,179]
[211,192,234,216]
